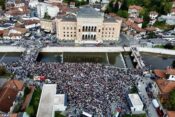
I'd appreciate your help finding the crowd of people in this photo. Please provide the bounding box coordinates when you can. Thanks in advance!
[0,35,146,116]
[3,57,143,116]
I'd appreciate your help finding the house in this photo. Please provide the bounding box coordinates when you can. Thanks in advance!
[156,79,175,101]
[70,2,75,8]
[0,80,24,113]
[124,20,145,39]
[133,18,143,28]
[40,19,55,33]
[128,5,143,18]
[3,27,27,39]
[167,111,175,117]
[170,8,175,16]
[22,19,40,29]
[5,6,29,18]
[154,68,175,81]
[149,11,158,20]
[127,94,144,114]
[149,11,158,25]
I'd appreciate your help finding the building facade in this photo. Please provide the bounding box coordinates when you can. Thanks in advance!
[40,19,55,33]
[56,7,122,43]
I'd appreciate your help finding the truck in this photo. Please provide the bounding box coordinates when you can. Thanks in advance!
[152,99,164,117]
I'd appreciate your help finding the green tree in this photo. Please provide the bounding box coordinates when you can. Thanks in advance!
[164,2,172,14]
[172,60,175,68]
[0,66,6,76]
[164,43,174,49]
[0,0,5,10]
[169,89,175,110]
[117,10,128,18]
[26,106,35,116]
[44,12,51,20]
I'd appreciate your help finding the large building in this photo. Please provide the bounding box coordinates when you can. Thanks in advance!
[56,7,122,43]
[37,84,67,117]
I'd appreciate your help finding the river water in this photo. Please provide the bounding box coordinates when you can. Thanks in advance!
[0,52,174,70]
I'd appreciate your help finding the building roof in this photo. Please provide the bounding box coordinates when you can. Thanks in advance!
[150,11,158,15]
[37,84,67,117]
[154,68,175,78]
[0,113,18,117]
[128,94,143,107]
[145,26,156,32]
[125,20,145,32]
[133,18,143,23]
[167,111,175,117]
[62,14,77,22]
[129,5,143,11]
[77,7,104,18]
[3,27,27,37]
[154,69,166,78]
[0,80,24,112]
[156,79,175,93]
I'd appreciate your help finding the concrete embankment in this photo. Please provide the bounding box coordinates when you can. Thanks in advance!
[0,46,25,52]
[138,47,175,55]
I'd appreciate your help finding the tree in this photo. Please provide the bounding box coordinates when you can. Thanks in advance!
[26,106,35,117]
[117,10,128,18]
[44,12,51,20]
[168,89,175,110]
[0,0,5,10]
[0,66,6,76]
[164,2,172,14]
[172,60,175,68]
[164,43,174,49]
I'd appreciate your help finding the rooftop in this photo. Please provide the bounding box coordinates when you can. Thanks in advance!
[0,80,24,112]
[167,111,175,117]
[77,7,104,18]
[129,5,143,11]
[156,79,175,93]
[128,94,143,106]
[37,84,66,117]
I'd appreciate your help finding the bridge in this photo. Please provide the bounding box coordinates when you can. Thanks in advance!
[130,47,145,69]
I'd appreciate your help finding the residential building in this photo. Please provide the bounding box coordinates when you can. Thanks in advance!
[47,0,63,3]
[149,11,158,25]
[56,7,122,43]
[37,2,59,18]
[37,84,67,117]
[127,94,144,113]
[5,6,29,18]
[124,20,145,39]
[167,111,175,117]
[156,79,175,101]
[40,19,55,33]
[22,18,40,29]
[3,27,27,39]
[154,68,175,81]
[0,80,24,113]
[128,5,143,18]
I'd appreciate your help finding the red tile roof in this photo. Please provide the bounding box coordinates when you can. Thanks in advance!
[0,80,24,112]
[133,18,144,23]
[154,68,175,78]
[129,5,143,11]
[167,111,175,117]
[125,20,145,32]
[156,79,175,93]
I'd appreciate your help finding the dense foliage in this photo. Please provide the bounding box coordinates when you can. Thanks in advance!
[26,88,41,117]
[163,89,175,110]
[0,0,5,10]
[106,0,173,27]
[0,66,7,76]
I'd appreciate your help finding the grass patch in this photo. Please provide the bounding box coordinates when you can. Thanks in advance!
[55,111,66,117]
[26,87,41,117]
